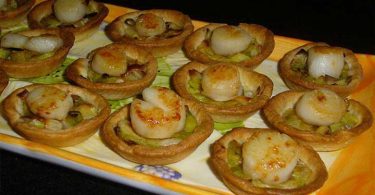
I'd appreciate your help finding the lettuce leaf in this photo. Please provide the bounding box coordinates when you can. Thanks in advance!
[214,121,244,134]
[108,97,134,112]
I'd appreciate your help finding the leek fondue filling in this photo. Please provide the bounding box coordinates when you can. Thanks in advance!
[290,46,352,85]
[86,46,146,83]
[0,0,18,11]
[120,13,184,40]
[40,0,100,28]
[226,132,313,189]
[283,89,360,134]
[115,87,197,147]
[16,86,98,130]
[187,65,259,106]
[0,33,62,62]
[197,25,261,62]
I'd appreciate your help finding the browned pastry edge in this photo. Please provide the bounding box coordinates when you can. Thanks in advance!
[262,90,373,151]
[0,68,9,93]
[210,127,328,195]
[65,42,158,100]
[172,61,273,123]
[183,23,275,69]
[0,28,74,78]
[100,99,213,165]
[2,83,111,147]
[278,42,363,97]
[105,9,194,57]
[0,0,35,28]
[27,0,108,41]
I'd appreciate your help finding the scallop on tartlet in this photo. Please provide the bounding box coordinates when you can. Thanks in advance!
[211,128,327,195]
[279,42,363,97]
[0,28,74,78]
[0,68,8,93]
[2,84,111,147]
[105,9,194,57]
[0,0,35,28]
[27,0,108,41]
[184,23,274,69]
[65,42,157,100]
[173,62,273,123]
[100,87,213,165]
[263,89,373,151]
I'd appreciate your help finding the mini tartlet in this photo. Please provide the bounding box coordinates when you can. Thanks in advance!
[0,28,74,78]
[184,23,274,69]
[2,84,111,147]
[173,62,273,123]
[0,68,8,93]
[105,9,194,57]
[263,90,373,151]
[211,127,327,195]
[100,87,213,165]
[27,0,108,41]
[0,0,35,28]
[279,42,363,97]
[65,42,157,100]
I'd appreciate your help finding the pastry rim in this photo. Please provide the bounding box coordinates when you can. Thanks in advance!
[0,68,8,93]
[65,42,158,100]
[0,28,74,78]
[0,0,35,28]
[262,90,373,151]
[210,127,328,195]
[183,23,275,69]
[2,83,111,147]
[100,98,213,165]
[105,9,194,57]
[172,61,273,123]
[27,0,108,41]
[278,42,363,97]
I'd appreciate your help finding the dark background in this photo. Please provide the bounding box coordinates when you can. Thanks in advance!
[1,0,374,195]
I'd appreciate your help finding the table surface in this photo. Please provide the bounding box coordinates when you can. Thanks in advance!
[1,0,374,194]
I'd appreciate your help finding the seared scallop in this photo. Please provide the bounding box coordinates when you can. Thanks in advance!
[130,87,186,139]
[307,46,345,79]
[90,46,128,76]
[53,0,87,24]
[135,13,166,37]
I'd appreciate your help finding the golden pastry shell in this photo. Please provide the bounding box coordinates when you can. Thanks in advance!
[100,99,213,165]
[105,9,194,57]
[183,23,275,69]
[278,42,363,97]
[0,28,74,78]
[262,90,373,151]
[27,0,108,41]
[210,127,328,195]
[0,0,35,28]
[0,68,8,93]
[2,83,111,147]
[65,42,157,100]
[172,61,273,123]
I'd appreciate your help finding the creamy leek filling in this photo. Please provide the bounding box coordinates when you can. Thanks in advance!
[115,112,197,147]
[283,108,359,134]
[290,50,352,85]
[40,0,99,28]
[0,48,55,62]
[0,0,17,11]
[18,91,98,130]
[227,140,313,189]
[196,39,260,62]
[187,70,256,106]
[122,18,183,40]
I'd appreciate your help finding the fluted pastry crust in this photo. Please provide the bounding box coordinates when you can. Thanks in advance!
[27,0,108,41]
[0,28,74,78]
[211,127,328,195]
[100,99,213,165]
[173,61,273,123]
[65,42,157,100]
[0,0,35,28]
[184,23,274,69]
[263,90,373,151]
[105,9,194,57]
[2,84,111,147]
[0,68,8,93]
[279,42,363,97]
